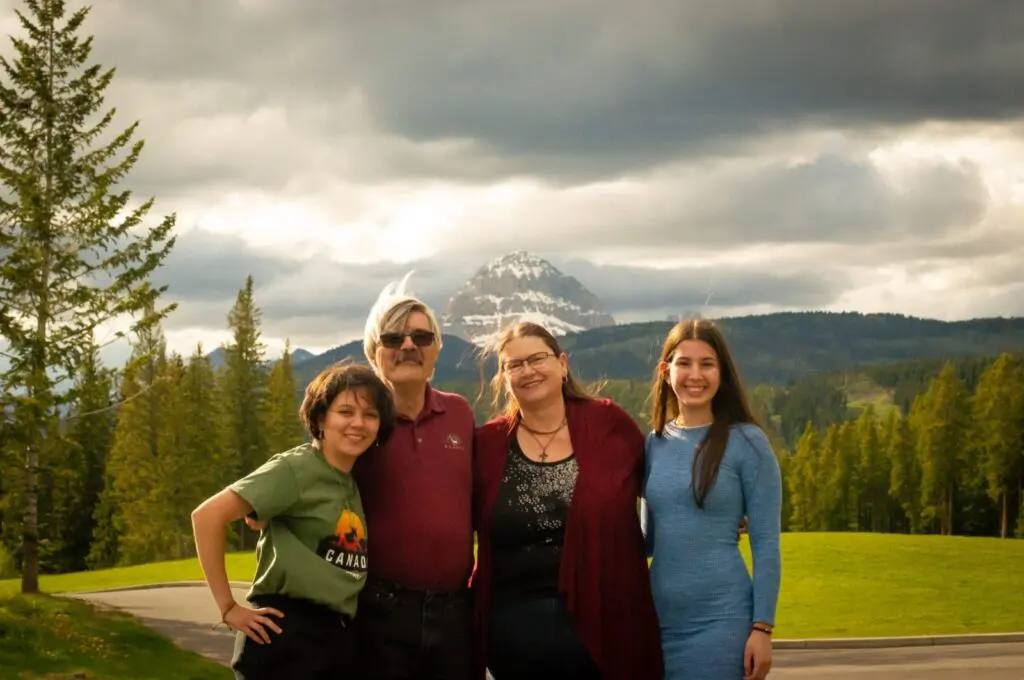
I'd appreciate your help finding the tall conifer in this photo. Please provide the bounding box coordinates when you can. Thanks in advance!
[0,0,176,591]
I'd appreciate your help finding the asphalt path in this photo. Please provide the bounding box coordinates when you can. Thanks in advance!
[770,642,1024,679]
[67,585,1024,679]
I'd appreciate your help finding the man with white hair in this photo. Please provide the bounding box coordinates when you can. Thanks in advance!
[352,275,476,680]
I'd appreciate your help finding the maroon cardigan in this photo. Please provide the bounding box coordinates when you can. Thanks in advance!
[471,397,664,680]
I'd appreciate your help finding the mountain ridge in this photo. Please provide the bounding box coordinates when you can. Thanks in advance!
[441,250,615,346]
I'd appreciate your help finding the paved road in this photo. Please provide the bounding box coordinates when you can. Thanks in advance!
[69,585,1024,679]
[67,583,251,666]
[770,642,1024,679]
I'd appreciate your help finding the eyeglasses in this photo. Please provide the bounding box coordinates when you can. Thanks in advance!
[503,351,556,373]
[379,329,436,350]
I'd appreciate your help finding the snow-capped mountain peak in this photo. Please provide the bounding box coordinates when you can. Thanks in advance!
[482,250,561,281]
[441,251,615,347]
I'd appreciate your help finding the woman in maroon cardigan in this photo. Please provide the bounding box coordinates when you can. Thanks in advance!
[472,321,663,680]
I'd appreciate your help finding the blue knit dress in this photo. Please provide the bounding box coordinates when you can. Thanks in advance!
[642,422,782,680]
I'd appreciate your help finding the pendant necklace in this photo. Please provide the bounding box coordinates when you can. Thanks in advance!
[520,417,567,462]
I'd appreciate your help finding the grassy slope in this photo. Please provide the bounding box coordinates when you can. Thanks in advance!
[0,594,227,680]
[843,373,901,419]
[1,533,1021,639]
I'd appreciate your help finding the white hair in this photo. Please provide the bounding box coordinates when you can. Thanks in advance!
[362,271,442,371]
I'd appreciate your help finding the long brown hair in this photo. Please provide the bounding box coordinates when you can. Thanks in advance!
[481,321,592,424]
[648,318,759,508]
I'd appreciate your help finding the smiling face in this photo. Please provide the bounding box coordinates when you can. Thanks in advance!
[664,339,721,418]
[319,387,381,462]
[375,310,440,388]
[500,336,568,409]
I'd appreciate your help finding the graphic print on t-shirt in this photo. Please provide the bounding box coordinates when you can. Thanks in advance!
[316,508,368,572]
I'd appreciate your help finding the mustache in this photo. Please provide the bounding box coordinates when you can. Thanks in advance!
[396,351,422,364]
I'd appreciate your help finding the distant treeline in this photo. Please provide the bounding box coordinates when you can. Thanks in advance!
[781,356,1024,539]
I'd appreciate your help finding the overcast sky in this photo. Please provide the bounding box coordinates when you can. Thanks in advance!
[2,0,1023,366]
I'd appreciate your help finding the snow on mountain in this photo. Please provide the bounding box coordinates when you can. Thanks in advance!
[441,251,616,347]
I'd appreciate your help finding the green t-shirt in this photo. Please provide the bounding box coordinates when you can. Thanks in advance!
[229,443,367,616]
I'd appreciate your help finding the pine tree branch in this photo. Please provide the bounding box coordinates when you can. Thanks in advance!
[61,375,169,422]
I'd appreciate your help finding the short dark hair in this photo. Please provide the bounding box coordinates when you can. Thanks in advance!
[299,361,397,445]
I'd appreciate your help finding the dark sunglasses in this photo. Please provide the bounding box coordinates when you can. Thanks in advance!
[379,329,436,349]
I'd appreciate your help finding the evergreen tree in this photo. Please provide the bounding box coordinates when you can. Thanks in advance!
[831,421,859,530]
[970,353,1024,538]
[913,363,969,535]
[154,352,189,558]
[219,275,267,548]
[175,345,234,552]
[772,441,793,532]
[0,0,176,592]
[855,406,888,531]
[46,341,113,572]
[884,410,921,532]
[97,322,173,565]
[817,423,842,530]
[787,423,819,531]
[262,339,306,455]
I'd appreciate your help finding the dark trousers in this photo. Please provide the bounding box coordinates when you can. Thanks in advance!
[230,594,355,680]
[487,597,599,680]
[355,578,474,680]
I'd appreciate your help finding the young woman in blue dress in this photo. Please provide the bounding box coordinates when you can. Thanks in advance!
[642,318,782,680]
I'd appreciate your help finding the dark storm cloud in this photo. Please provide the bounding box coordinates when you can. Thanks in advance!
[2,0,1006,249]
[152,228,305,304]
[155,232,482,332]
[446,152,992,252]
[704,153,983,244]
[554,258,851,316]
[669,153,989,245]
[77,0,1024,178]
[2,0,1020,340]
[254,257,474,324]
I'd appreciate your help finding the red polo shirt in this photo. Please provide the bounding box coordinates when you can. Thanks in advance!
[353,384,476,591]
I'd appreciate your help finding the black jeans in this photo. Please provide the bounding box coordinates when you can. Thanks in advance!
[230,594,356,680]
[356,578,474,680]
[487,596,599,680]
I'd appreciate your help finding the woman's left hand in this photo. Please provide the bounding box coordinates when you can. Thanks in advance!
[743,629,772,680]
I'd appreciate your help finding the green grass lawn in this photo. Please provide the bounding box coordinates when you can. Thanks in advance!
[0,594,227,680]
[0,552,255,598]
[1,532,1022,640]
[743,532,1024,638]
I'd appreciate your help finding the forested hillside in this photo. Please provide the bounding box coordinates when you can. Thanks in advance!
[292,311,1024,387]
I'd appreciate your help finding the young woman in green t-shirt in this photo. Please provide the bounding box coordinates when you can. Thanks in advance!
[192,362,397,679]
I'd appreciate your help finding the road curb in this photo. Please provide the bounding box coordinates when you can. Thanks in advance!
[774,632,1024,649]
[57,580,251,595]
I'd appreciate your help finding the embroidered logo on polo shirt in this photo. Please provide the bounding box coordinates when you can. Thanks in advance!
[443,433,465,450]
[316,508,368,572]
